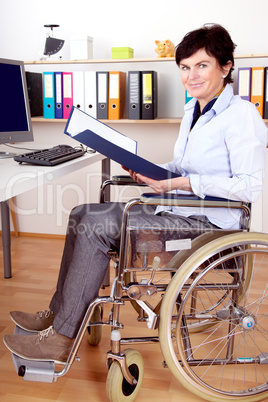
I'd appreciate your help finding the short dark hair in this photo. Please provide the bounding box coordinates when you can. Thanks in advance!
[175,24,236,84]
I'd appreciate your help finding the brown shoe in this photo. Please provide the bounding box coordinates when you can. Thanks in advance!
[3,326,74,364]
[10,309,54,332]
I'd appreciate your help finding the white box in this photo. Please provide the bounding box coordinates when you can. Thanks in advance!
[70,36,93,60]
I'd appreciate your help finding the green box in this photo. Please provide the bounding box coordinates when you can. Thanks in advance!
[111,47,134,59]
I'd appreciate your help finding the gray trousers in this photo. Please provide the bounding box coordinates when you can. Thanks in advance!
[50,202,216,338]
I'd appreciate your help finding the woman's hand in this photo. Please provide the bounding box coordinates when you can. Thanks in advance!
[121,166,141,183]
[121,166,139,181]
[121,166,192,193]
[136,174,192,193]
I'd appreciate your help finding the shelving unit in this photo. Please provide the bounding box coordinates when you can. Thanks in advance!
[26,56,181,124]
[26,55,268,124]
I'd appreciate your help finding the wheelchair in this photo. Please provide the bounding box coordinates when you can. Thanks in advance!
[10,176,268,402]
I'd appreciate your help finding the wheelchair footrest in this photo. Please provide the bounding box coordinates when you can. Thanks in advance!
[11,326,56,383]
[11,354,56,382]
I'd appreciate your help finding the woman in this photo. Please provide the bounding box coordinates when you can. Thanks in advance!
[4,24,267,363]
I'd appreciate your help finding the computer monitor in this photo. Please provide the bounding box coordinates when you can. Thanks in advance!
[0,58,34,158]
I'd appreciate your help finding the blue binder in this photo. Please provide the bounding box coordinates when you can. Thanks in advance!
[43,72,55,119]
[64,107,180,180]
[185,90,193,104]
[54,72,63,118]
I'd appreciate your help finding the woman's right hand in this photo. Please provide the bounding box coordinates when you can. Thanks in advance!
[121,166,139,182]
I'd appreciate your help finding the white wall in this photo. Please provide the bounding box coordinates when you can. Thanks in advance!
[0,0,268,235]
[1,0,268,60]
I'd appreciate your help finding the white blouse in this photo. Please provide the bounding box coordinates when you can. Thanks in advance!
[158,84,267,229]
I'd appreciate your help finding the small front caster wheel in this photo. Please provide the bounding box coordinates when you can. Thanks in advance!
[106,348,144,401]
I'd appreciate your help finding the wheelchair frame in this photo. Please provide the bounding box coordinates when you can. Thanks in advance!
[10,178,268,402]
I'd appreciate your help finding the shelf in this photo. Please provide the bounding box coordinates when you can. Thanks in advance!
[111,117,267,124]
[31,117,182,124]
[31,117,268,124]
[24,57,176,65]
[24,54,268,65]
[234,54,268,59]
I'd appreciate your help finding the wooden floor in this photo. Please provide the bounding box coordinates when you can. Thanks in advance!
[1,235,268,402]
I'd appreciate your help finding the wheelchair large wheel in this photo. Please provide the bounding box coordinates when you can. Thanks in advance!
[159,232,268,401]
[166,231,253,334]
[106,348,144,401]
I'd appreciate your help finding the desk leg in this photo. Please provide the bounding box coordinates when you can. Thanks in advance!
[1,200,12,278]
[102,158,111,202]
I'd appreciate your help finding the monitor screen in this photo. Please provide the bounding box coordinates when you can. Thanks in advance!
[0,58,34,147]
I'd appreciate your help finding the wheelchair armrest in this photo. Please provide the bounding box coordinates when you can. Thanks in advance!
[102,175,148,186]
[100,176,148,203]
[111,175,148,185]
[139,193,251,230]
[140,192,250,211]
[111,175,135,183]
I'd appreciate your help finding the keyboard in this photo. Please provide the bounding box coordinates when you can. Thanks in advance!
[14,145,86,166]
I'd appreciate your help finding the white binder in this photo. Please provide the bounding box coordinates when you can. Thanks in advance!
[73,71,85,112]
[84,71,97,118]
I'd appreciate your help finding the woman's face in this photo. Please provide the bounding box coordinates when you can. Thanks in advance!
[179,48,231,110]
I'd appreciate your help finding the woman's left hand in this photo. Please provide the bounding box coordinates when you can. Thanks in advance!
[135,173,192,194]
[121,166,192,193]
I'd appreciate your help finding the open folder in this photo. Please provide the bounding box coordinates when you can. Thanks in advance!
[64,107,180,180]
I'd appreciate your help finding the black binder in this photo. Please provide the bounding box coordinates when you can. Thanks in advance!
[128,71,142,119]
[96,71,109,119]
[26,72,43,117]
[264,67,268,119]
[141,71,157,120]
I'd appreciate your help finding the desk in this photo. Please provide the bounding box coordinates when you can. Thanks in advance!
[0,150,108,278]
